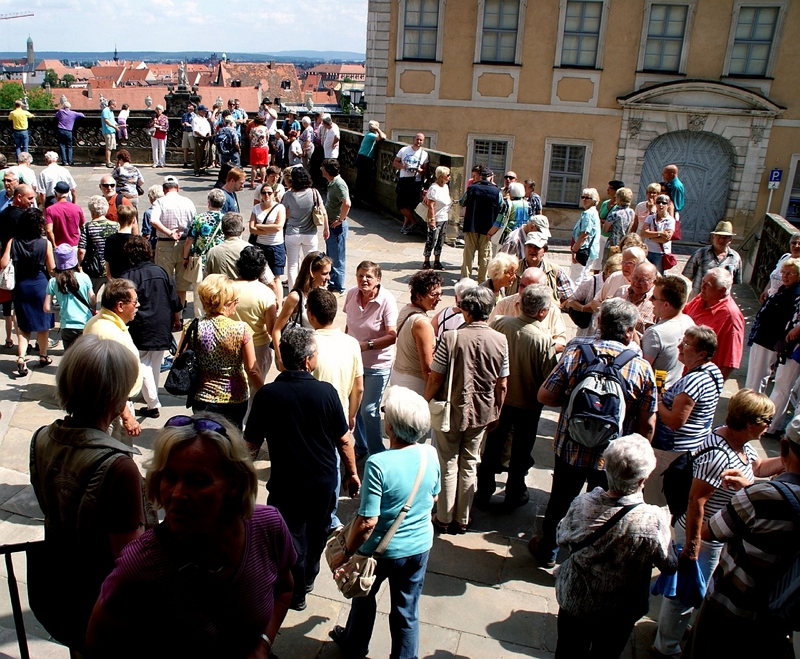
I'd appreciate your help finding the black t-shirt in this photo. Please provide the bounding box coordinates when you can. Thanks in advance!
[121,261,181,351]
[245,371,347,497]
[0,204,24,249]
[104,232,134,279]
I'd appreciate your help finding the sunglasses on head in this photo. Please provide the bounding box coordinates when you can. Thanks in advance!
[165,415,229,437]
[314,252,328,262]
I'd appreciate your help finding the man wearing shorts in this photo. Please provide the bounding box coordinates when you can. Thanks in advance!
[148,176,197,306]
[101,100,117,167]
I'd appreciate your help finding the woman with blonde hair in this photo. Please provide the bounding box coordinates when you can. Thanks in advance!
[86,413,296,658]
[570,187,600,284]
[422,166,451,270]
[184,274,263,428]
[653,388,784,657]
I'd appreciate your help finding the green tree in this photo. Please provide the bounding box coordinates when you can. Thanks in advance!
[42,68,59,88]
[0,83,53,109]
[61,74,76,88]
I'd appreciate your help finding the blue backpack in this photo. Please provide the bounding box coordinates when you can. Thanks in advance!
[565,344,637,449]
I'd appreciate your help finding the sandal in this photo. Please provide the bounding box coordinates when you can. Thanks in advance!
[16,359,28,376]
[39,355,52,367]
[3,339,12,349]
[432,517,450,534]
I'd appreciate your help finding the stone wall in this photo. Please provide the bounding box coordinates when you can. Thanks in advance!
[749,213,796,293]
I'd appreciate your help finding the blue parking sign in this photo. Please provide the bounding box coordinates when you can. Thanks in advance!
[770,169,783,183]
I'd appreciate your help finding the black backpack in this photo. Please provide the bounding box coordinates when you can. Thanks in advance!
[662,444,729,520]
[565,344,637,449]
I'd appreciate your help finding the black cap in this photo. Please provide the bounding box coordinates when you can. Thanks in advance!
[54,181,70,194]
[480,168,494,178]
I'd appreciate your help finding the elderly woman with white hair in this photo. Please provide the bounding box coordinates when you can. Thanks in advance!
[78,194,119,293]
[299,115,315,168]
[86,412,297,658]
[554,435,676,659]
[481,252,518,302]
[422,165,451,270]
[147,104,169,168]
[328,385,440,659]
[431,276,478,340]
[570,187,600,284]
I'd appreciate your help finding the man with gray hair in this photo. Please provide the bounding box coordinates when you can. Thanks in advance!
[149,176,197,305]
[245,325,360,610]
[591,245,647,311]
[206,212,253,278]
[554,434,675,658]
[424,286,509,533]
[55,101,85,166]
[531,298,657,568]
[684,267,743,379]
[10,152,37,191]
[477,285,558,509]
[37,151,76,207]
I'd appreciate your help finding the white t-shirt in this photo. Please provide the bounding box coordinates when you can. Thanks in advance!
[251,203,285,246]
[323,122,340,158]
[396,145,428,180]
[643,213,675,254]
[426,182,451,223]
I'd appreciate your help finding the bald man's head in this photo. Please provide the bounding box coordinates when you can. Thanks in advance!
[13,184,34,208]
[519,267,546,296]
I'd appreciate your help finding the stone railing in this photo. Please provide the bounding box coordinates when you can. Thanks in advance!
[0,110,365,166]
[748,213,796,293]
[338,129,465,222]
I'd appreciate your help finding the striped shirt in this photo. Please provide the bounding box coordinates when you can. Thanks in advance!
[677,429,759,531]
[543,338,657,471]
[707,474,800,618]
[654,363,724,451]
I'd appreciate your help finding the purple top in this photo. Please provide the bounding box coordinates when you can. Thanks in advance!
[55,108,86,131]
[344,284,398,370]
[99,505,296,657]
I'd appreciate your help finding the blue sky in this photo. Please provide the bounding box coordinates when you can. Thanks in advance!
[1,0,368,55]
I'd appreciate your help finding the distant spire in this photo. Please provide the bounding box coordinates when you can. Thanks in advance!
[113,45,118,63]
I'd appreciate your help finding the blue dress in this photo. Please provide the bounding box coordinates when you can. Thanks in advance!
[11,237,54,333]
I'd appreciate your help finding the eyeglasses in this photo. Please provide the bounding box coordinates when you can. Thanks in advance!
[429,290,443,298]
[101,183,115,188]
[758,416,774,426]
[631,276,654,284]
[261,190,274,196]
[165,415,229,437]
[622,260,637,267]
[680,341,697,349]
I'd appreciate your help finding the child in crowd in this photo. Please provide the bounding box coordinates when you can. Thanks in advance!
[44,244,95,351]
[116,103,130,141]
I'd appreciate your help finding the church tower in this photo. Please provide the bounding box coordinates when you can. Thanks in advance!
[26,36,33,66]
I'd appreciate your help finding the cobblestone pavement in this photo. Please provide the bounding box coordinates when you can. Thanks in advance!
[0,164,770,658]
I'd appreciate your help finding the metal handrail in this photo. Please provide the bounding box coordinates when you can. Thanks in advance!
[0,540,45,659]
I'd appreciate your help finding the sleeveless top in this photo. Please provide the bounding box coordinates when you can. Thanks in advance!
[393,304,429,378]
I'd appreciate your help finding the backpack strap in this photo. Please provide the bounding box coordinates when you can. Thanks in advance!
[578,342,596,367]
[571,502,641,553]
[613,349,637,369]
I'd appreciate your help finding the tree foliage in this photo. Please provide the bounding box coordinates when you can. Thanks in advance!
[61,74,76,87]
[43,69,59,88]
[0,83,53,109]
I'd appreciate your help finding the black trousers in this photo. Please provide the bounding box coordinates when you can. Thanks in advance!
[193,136,209,174]
[267,488,337,601]
[477,403,542,498]
[556,607,641,659]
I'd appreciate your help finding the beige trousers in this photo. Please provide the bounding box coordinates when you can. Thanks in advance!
[434,425,486,525]
[460,232,491,281]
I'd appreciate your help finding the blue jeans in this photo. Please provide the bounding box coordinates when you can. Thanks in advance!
[325,220,348,292]
[354,367,390,455]
[13,130,28,159]
[57,128,73,165]
[341,550,429,659]
[647,250,664,274]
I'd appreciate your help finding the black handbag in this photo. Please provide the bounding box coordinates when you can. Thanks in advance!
[567,276,597,329]
[164,319,199,406]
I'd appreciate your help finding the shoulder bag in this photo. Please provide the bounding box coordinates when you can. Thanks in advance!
[71,284,97,317]
[429,330,456,433]
[325,447,428,599]
[312,188,327,228]
[569,502,641,554]
[568,276,597,329]
[164,319,200,406]
[0,239,15,290]
[660,243,678,271]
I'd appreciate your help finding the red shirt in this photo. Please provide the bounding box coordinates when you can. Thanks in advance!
[684,294,744,370]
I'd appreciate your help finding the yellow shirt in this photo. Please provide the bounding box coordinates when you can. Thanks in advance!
[8,108,33,131]
[83,307,143,398]
[232,279,276,347]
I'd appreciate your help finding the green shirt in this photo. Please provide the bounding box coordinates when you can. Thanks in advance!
[325,175,349,222]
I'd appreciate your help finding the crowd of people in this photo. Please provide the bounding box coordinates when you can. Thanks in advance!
[2,108,800,659]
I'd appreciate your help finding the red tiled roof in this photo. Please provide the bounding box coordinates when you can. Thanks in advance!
[216,62,302,102]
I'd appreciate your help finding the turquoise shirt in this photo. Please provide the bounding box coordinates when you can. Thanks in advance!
[358,443,440,559]
[46,272,93,329]
[358,132,378,159]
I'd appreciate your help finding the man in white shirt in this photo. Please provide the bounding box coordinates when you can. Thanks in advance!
[393,133,429,234]
[321,114,340,159]
[149,176,197,305]
[37,151,76,207]
[192,105,212,176]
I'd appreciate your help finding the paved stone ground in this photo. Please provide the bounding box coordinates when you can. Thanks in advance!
[0,164,772,659]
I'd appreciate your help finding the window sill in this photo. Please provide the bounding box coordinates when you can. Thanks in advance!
[396,58,440,64]
[476,61,521,67]
[553,65,603,72]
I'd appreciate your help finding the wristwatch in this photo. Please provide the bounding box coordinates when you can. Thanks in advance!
[368,340,375,350]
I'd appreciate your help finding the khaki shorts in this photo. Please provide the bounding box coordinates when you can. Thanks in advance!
[155,239,194,291]
[104,133,117,151]
[181,132,196,149]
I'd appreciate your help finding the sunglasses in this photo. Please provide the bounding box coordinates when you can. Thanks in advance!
[581,195,593,200]
[261,190,274,195]
[504,175,516,180]
[165,415,229,437]
[759,416,775,426]
[101,183,115,188]
[314,252,328,262]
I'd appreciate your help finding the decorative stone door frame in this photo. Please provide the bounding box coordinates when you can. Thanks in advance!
[615,80,784,236]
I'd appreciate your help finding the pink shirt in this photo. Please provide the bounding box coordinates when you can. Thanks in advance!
[684,294,744,370]
[344,285,398,370]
